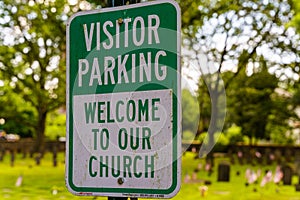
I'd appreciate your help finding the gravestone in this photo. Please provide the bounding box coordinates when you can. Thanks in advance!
[35,153,42,165]
[282,165,293,185]
[217,163,230,182]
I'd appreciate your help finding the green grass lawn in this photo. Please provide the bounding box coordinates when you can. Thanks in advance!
[0,152,299,200]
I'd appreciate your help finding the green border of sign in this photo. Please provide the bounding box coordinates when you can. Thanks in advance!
[66,0,181,198]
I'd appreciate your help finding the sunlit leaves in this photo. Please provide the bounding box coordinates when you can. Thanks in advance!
[0,0,84,140]
[180,0,300,143]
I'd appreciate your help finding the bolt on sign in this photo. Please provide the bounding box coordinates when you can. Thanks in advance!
[66,0,181,198]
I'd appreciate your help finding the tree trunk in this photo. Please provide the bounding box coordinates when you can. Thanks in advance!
[206,92,219,167]
[205,73,226,165]
[34,107,47,154]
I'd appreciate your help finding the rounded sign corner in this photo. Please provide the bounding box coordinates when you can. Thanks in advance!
[164,0,181,13]
[65,177,79,196]
[168,181,181,198]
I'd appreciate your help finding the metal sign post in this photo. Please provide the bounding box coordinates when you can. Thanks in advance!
[107,0,140,7]
[108,1,139,200]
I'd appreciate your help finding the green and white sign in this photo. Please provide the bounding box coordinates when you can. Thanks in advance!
[66,0,181,198]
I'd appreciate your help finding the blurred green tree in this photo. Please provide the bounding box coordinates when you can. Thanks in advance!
[227,59,280,144]
[0,0,101,152]
[180,0,300,150]
[0,82,35,137]
[45,109,66,141]
[182,89,199,139]
[225,124,243,145]
[291,0,300,32]
[196,78,211,135]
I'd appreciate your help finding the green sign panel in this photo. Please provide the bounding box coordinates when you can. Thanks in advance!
[66,0,181,198]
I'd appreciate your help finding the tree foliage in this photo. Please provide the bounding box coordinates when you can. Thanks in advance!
[45,109,66,141]
[180,0,300,144]
[0,82,35,137]
[182,89,199,134]
[196,78,211,134]
[226,61,279,143]
[291,0,300,33]
[0,0,97,151]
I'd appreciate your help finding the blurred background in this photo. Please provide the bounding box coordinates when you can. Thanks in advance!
[0,0,300,199]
